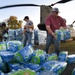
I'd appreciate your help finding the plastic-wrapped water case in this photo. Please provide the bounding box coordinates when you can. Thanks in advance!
[41,61,56,71]
[24,63,41,72]
[9,63,24,71]
[0,51,14,62]
[0,57,3,70]
[67,54,75,64]
[63,30,70,40]
[8,29,23,41]
[14,52,24,63]
[19,44,34,62]
[46,53,58,61]
[10,68,37,75]
[6,41,23,53]
[34,49,46,57]
[41,60,67,74]
[14,44,34,63]
[0,42,7,50]
[7,44,19,53]
[24,68,36,75]
[55,30,61,42]
[8,40,24,50]
[0,71,5,75]
[58,51,68,62]
[51,64,66,75]
[9,69,25,75]
[37,70,58,75]
[55,29,70,42]
[30,49,46,64]
[72,68,75,75]
[0,56,2,63]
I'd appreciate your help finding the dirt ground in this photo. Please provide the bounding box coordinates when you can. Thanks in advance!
[34,40,75,54]
[34,40,75,75]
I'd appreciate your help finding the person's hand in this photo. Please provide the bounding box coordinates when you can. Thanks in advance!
[22,29,26,34]
[25,25,29,28]
[52,33,57,39]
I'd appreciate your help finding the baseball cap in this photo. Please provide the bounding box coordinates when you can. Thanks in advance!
[52,8,60,13]
[23,16,29,20]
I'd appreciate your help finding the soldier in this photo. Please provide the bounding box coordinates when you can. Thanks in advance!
[0,22,7,42]
[2,22,8,41]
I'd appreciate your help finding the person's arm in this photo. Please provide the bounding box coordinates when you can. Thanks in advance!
[45,16,56,39]
[60,17,67,29]
[26,25,34,29]
[25,21,34,29]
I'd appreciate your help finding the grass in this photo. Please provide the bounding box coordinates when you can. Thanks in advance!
[34,40,75,54]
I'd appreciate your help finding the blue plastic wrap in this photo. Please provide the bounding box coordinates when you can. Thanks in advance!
[8,29,23,41]
[0,42,7,50]
[41,61,55,70]
[9,64,24,71]
[67,54,75,64]
[55,29,70,42]
[30,49,46,64]
[46,53,58,61]
[58,51,68,62]
[37,70,58,75]
[41,60,67,74]
[0,63,4,70]
[63,30,70,40]
[14,44,34,63]
[24,63,41,72]
[8,45,18,53]
[72,68,75,75]
[6,41,23,53]
[0,51,14,62]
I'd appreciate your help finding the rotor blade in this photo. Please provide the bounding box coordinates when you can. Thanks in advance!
[57,0,72,3]
[72,21,75,24]
[0,4,40,9]
[50,0,73,6]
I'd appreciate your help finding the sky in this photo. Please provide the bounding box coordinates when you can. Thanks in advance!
[0,0,75,29]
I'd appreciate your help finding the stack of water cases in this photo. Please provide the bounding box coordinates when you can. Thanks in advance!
[55,29,70,42]
[8,28,23,41]
[0,41,70,75]
[34,30,39,45]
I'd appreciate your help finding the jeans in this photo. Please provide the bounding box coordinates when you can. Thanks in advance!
[23,32,32,47]
[45,33,60,55]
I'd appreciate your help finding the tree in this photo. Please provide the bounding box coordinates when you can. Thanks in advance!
[7,16,23,29]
